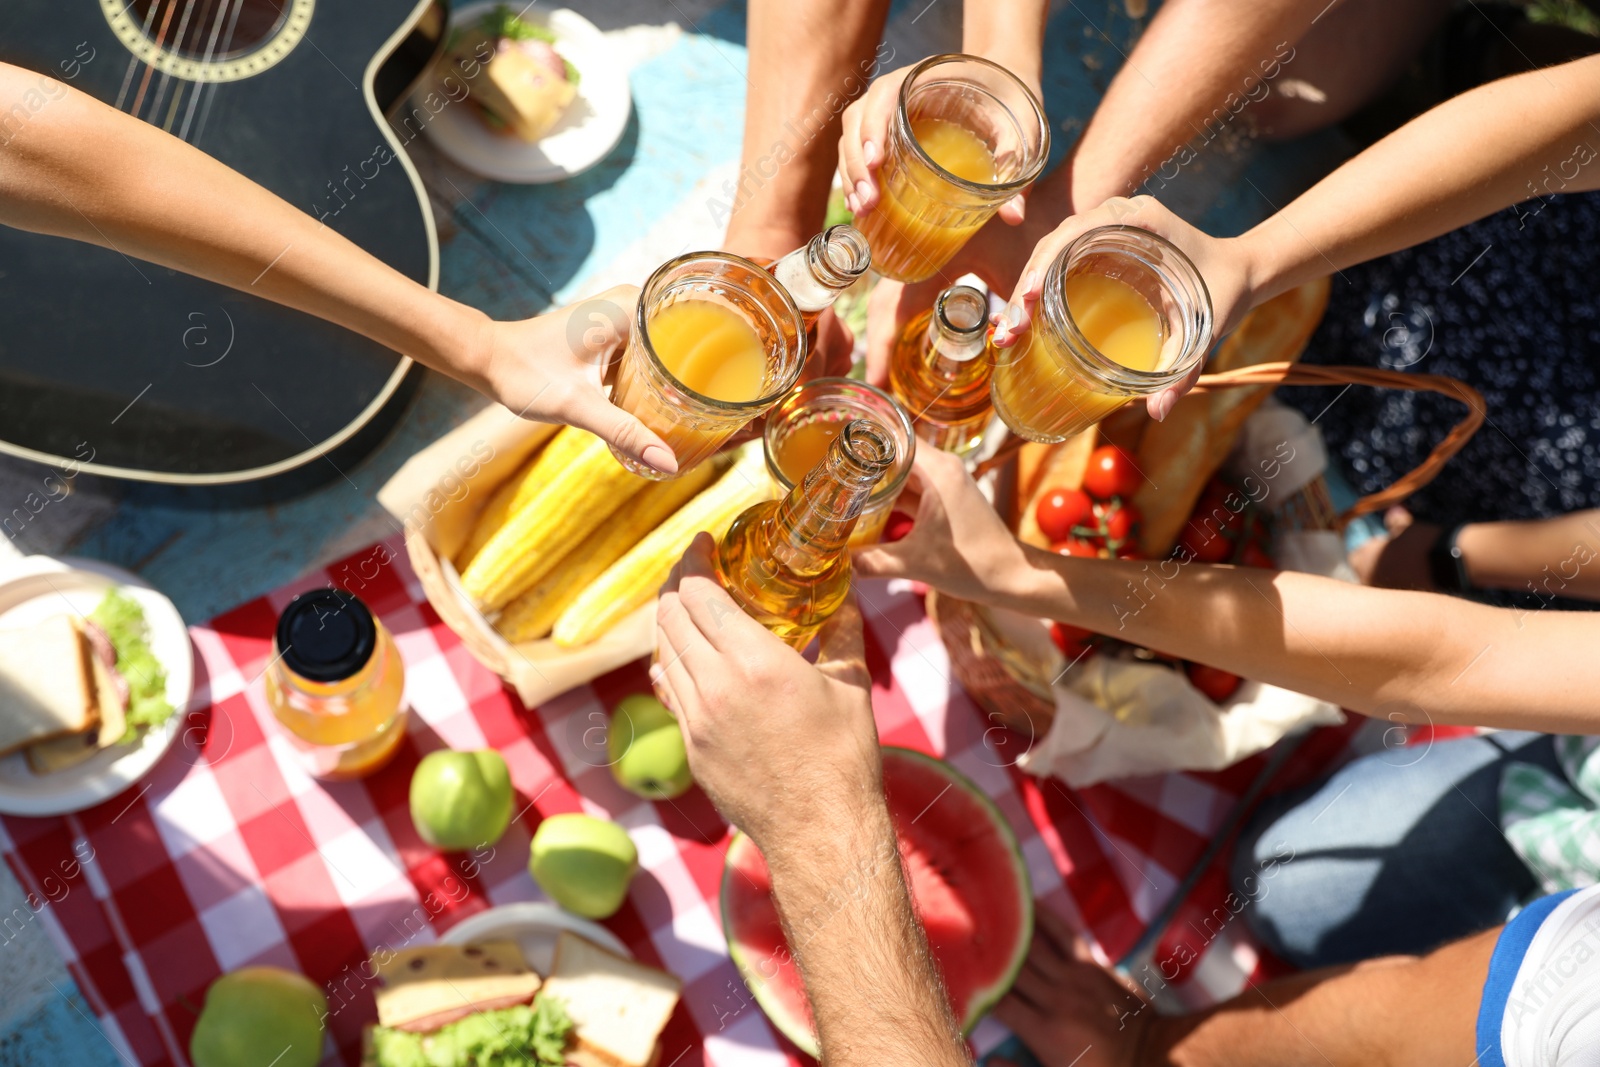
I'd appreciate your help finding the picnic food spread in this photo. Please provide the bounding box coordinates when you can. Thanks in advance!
[0,588,172,774]
[446,6,581,143]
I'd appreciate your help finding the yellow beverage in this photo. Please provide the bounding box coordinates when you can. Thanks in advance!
[1062,274,1164,371]
[266,592,408,780]
[648,299,767,402]
[857,117,1001,284]
[992,272,1169,443]
[915,117,997,183]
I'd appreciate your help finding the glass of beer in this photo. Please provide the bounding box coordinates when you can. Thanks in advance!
[990,226,1214,443]
[855,54,1049,284]
[610,251,806,478]
[763,377,916,545]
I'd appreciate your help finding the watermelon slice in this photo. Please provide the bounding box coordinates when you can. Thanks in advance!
[720,747,1033,1057]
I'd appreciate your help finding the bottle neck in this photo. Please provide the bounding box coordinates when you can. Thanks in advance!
[763,420,893,576]
[772,224,870,315]
[922,283,989,371]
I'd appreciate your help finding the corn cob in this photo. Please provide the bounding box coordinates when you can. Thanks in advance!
[553,444,774,647]
[460,436,650,611]
[455,427,594,570]
[454,475,520,570]
[493,461,719,643]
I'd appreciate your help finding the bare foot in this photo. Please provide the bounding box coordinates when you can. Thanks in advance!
[992,908,1154,1067]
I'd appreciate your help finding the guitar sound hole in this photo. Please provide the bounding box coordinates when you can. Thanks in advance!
[127,0,287,60]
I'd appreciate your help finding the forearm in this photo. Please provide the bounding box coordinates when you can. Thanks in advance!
[1457,510,1600,600]
[723,0,890,256]
[962,0,1048,93]
[0,65,489,387]
[988,547,1600,731]
[1042,0,1308,216]
[764,801,967,1067]
[1149,930,1491,1067]
[1242,54,1600,302]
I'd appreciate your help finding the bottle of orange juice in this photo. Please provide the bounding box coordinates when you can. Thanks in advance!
[266,589,407,780]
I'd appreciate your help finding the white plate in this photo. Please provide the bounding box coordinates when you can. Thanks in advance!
[441,902,629,974]
[0,556,192,816]
[416,3,632,183]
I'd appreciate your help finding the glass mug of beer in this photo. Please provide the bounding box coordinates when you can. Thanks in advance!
[989,225,1214,443]
[854,54,1050,284]
[609,251,806,478]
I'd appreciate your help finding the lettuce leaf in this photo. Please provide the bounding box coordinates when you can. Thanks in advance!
[89,589,173,740]
[370,995,572,1067]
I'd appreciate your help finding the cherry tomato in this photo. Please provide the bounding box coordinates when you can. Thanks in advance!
[1035,487,1095,542]
[1115,544,1145,561]
[1051,621,1096,661]
[882,511,916,543]
[1082,445,1144,501]
[1185,662,1243,703]
[1239,542,1276,569]
[1175,525,1233,563]
[1096,499,1143,545]
[1053,537,1101,559]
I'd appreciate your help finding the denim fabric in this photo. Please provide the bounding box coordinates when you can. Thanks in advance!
[1232,732,1560,968]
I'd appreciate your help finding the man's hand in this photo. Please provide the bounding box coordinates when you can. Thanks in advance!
[837,63,1028,225]
[854,447,1029,602]
[993,909,1153,1067]
[477,285,678,476]
[650,533,881,853]
[990,196,1259,422]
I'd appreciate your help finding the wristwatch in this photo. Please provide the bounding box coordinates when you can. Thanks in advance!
[1427,524,1474,594]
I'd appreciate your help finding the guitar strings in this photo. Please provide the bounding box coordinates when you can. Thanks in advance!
[178,0,238,142]
[113,0,165,113]
[145,0,203,130]
[127,0,182,119]
[188,0,247,145]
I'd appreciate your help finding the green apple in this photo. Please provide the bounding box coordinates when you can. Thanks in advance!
[529,813,638,919]
[190,966,327,1067]
[410,749,514,850]
[608,694,693,800]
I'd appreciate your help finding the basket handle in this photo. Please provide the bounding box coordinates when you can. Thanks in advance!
[974,361,1485,525]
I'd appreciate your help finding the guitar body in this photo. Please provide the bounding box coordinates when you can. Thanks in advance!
[0,0,445,482]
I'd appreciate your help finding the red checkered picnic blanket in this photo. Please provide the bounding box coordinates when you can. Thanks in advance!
[0,536,1368,1066]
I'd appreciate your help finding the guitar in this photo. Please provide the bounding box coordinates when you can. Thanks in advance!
[0,0,447,483]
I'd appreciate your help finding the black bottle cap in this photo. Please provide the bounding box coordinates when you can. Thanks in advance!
[276,589,377,682]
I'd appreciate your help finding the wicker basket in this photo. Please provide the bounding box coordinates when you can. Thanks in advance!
[943,361,1487,738]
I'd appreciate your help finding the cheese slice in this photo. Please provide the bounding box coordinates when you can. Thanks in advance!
[374,940,543,1032]
[540,933,681,1067]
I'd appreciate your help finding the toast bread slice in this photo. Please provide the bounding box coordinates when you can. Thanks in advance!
[375,940,543,1032]
[0,616,99,757]
[27,650,129,773]
[540,932,681,1067]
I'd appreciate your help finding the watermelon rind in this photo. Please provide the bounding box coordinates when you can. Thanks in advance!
[719,747,1033,1058]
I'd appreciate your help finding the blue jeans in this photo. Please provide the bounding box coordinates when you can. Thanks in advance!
[1231,732,1560,969]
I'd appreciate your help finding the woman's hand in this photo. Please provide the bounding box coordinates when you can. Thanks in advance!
[836,63,1027,225]
[853,447,1029,603]
[990,196,1260,422]
[475,285,679,476]
[651,534,881,854]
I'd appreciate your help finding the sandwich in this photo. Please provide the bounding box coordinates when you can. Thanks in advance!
[2,588,174,774]
[362,935,680,1067]
[0,615,104,757]
[540,932,681,1067]
[449,6,579,143]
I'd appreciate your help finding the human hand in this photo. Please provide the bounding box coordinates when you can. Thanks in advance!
[837,63,1026,225]
[853,447,1029,603]
[990,196,1258,423]
[651,533,882,854]
[477,284,678,476]
[992,908,1154,1067]
[1349,507,1444,592]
